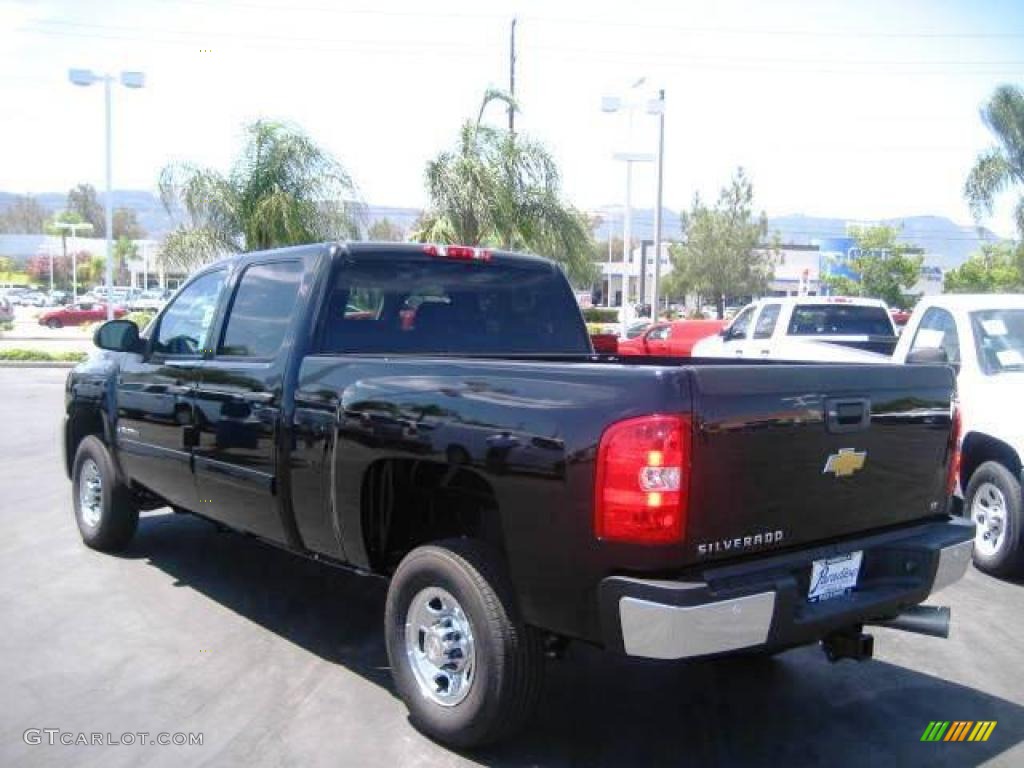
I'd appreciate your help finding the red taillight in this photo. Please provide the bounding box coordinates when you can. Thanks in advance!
[423,244,492,261]
[946,401,962,496]
[594,414,691,544]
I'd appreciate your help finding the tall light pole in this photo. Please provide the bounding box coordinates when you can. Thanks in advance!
[602,79,657,315]
[648,90,666,318]
[68,68,145,320]
[52,220,94,302]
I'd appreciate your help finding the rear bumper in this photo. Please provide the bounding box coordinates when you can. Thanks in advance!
[598,518,974,660]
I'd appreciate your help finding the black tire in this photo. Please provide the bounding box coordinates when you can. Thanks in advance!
[964,460,1024,577]
[385,539,544,749]
[72,435,138,552]
[46,318,62,329]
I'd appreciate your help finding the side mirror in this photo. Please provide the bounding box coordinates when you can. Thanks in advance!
[905,347,948,365]
[94,320,143,353]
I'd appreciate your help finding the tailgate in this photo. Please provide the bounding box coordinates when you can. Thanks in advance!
[686,364,955,563]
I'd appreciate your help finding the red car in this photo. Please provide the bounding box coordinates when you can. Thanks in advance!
[617,319,727,357]
[38,302,126,328]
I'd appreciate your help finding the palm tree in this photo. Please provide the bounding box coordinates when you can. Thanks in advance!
[413,90,597,285]
[158,120,361,271]
[964,84,1024,239]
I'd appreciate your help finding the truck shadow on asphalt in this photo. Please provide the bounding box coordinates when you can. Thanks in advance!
[126,511,1023,768]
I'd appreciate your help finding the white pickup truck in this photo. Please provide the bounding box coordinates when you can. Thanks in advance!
[893,294,1024,576]
[692,296,899,362]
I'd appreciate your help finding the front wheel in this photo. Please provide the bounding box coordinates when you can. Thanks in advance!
[72,436,139,552]
[965,461,1023,577]
[46,318,62,329]
[385,539,544,749]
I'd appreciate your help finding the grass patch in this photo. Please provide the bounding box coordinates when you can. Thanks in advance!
[0,348,87,362]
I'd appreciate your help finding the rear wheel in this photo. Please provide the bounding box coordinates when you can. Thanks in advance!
[385,539,544,749]
[72,436,138,552]
[964,461,1024,577]
[46,318,62,329]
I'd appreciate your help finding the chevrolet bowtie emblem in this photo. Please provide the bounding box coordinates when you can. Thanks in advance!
[824,448,867,478]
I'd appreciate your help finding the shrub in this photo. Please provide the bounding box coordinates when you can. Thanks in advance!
[0,348,87,362]
[581,307,619,323]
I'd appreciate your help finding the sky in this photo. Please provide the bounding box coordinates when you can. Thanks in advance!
[1,0,1023,238]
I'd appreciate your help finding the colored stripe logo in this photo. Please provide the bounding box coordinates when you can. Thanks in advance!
[921,721,997,742]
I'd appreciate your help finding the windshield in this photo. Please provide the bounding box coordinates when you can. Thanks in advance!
[788,305,894,337]
[970,309,1024,374]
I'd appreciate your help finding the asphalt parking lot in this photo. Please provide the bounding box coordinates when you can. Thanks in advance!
[1,368,1022,767]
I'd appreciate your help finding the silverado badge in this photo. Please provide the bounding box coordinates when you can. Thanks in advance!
[824,448,867,478]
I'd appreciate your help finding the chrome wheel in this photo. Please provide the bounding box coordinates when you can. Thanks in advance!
[972,481,1007,558]
[404,587,476,707]
[79,458,103,528]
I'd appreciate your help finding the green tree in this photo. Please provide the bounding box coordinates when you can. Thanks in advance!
[367,217,405,241]
[45,211,93,288]
[823,225,923,307]
[113,237,139,284]
[67,183,106,237]
[413,89,596,286]
[666,168,773,318]
[0,195,49,233]
[964,84,1024,239]
[112,207,145,240]
[158,120,360,271]
[944,242,1024,293]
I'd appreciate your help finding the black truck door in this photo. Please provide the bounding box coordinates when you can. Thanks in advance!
[116,269,228,510]
[193,259,304,542]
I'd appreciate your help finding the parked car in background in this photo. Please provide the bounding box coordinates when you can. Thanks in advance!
[0,295,14,324]
[618,319,728,357]
[38,302,126,328]
[894,293,1024,576]
[620,319,653,339]
[128,289,169,313]
[693,297,899,360]
[890,308,912,329]
[47,290,70,306]
[11,289,47,307]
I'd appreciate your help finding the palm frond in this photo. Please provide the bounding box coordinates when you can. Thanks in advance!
[964,148,1013,219]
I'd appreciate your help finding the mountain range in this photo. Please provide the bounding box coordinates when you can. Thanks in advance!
[1,190,1001,270]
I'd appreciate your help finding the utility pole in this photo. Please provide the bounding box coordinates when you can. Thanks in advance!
[508,18,517,134]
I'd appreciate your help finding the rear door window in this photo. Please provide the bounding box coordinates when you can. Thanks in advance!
[318,257,589,355]
[219,260,304,358]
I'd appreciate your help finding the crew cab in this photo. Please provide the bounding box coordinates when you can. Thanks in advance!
[894,293,1024,576]
[63,242,972,748]
[617,318,726,356]
[692,296,899,361]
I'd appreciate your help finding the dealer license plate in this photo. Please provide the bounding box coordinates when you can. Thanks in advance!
[808,551,863,603]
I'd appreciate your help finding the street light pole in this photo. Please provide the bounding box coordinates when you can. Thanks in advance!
[650,89,666,319]
[104,76,114,320]
[69,68,145,320]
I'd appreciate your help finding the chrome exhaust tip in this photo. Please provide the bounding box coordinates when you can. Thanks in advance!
[868,604,951,639]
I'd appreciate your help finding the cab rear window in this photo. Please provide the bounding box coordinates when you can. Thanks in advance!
[788,305,894,336]
[318,257,589,355]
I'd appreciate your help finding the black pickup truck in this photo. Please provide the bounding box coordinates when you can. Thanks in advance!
[64,242,973,748]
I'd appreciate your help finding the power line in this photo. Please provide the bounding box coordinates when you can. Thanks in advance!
[19,20,1024,76]
[153,1,1024,39]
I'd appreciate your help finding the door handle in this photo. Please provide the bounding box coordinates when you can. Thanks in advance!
[760,349,771,355]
